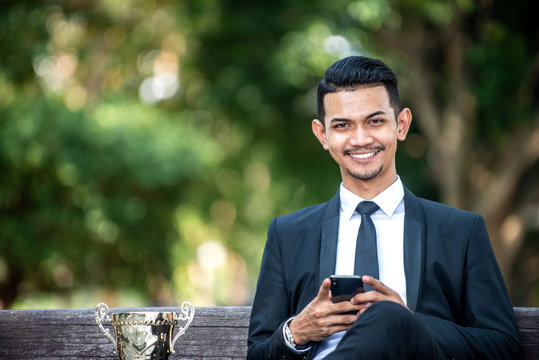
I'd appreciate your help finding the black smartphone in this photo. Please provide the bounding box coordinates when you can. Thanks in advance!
[330,275,365,303]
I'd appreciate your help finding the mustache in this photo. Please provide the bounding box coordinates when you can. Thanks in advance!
[344,146,385,155]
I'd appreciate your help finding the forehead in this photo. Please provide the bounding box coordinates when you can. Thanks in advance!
[323,85,391,120]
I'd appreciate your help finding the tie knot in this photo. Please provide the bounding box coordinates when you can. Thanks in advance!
[356,201,379,215]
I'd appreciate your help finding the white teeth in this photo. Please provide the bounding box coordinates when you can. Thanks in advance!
[350,152,376,159]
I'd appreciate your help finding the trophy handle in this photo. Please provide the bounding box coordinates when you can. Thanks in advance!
[171,301,195,353]
[94,303,117,349]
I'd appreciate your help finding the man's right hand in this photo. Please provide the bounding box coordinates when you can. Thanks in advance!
[288,278,363,345]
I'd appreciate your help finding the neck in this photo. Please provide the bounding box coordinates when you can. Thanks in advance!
[342,174,398,200]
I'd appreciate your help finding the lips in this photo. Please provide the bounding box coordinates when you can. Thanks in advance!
[350,151,378,159]
[345,147,384,160]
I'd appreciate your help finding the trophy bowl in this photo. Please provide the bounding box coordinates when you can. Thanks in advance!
[94,302,195,360]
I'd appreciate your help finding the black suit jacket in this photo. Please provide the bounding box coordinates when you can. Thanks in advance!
[247,188,523,360]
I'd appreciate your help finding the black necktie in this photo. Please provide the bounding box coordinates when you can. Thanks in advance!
[354,201,380,289]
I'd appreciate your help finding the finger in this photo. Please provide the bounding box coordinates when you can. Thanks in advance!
[316,314,358,334]
[362,276,391,294]
[331,301,362,315]
[349,300,372,310]
[323,313,358,326]
[316,278,332,301]
[309,323,354,342]
[358,276,408,309]
[350,290,381,304]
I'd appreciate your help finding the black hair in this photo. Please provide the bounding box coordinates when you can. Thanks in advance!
[316,56,401,123]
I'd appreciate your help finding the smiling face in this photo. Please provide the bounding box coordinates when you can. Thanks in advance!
[312,85,412,198]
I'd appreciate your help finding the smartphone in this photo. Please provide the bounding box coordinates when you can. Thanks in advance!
[330,275,365,303]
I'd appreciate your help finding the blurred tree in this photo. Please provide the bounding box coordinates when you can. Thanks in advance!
[188,0,539,302]
[368,0,539,284]
[0,0,537,309]
[0,1,230,308]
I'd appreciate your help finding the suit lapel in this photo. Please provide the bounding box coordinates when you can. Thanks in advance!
[403,187,425,311]
[316,187,425,310]
[318,192,340,287]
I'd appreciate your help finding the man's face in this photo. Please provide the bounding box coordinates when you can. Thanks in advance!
[312,85,411,195]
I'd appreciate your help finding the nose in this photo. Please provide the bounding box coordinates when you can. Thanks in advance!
[349,126,373,147]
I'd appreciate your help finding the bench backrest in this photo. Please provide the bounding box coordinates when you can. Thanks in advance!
[0,306,537,359]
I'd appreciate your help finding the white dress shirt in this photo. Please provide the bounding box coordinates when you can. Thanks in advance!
[313,177,407,359]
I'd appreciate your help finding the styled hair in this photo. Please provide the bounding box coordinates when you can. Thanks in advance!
[316,56,401,122]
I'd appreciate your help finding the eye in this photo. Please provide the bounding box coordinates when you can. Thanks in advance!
[333,122,350,129]
[368,118,384,126]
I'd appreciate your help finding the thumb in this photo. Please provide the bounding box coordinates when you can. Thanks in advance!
[316,278,332,301]
[363,275,387,293]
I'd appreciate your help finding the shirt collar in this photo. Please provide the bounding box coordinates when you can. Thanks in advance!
[339,176,404,219]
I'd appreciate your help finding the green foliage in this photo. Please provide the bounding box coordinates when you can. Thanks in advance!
[0,0,537,309]
[0,91,220,303]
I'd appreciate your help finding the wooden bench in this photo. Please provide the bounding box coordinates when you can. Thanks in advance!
[0,306,537,359]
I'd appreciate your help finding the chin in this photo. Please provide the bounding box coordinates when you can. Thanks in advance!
[346,166,383,181]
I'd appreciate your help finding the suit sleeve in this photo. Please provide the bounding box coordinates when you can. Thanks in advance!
[247,218,310,360]
[416,214,524,359]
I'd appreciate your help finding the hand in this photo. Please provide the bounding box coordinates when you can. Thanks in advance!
[289,278,365,345]
[351,276,410,315]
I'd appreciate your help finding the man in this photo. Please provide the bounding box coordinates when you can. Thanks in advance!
[247,56,523,359]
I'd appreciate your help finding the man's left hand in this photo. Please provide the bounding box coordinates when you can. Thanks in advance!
[350,276,410,315]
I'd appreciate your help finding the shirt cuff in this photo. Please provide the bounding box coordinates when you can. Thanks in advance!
[282,317,311,354]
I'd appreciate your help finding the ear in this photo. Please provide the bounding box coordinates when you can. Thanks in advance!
[396,108,412,141]
[312,119,329,150]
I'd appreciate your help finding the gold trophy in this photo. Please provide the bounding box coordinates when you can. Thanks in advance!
[94,302,195,360]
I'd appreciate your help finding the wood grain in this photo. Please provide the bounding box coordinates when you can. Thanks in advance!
[1,306,537,359]
[0,306,250,359]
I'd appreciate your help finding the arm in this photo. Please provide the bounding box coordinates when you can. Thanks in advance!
[247,219,362,360]
[351,213,523,359]
[248,218,297,360]
[416,215,523,359]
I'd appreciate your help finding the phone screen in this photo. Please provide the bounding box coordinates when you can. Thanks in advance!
[330,275,365,303]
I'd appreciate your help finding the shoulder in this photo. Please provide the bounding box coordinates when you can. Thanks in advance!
[272,202,329,229]
[406,190,483,228]
[420,197,478,217]
[271,191,339,229]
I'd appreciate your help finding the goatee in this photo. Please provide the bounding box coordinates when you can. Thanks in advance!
[346,165,384,181]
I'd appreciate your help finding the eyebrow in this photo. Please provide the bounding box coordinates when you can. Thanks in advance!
[329,111,388,123]
[329,118,351,123]
[366,111,387,119]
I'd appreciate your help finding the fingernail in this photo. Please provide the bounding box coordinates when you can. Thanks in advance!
[365,302,372,308]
